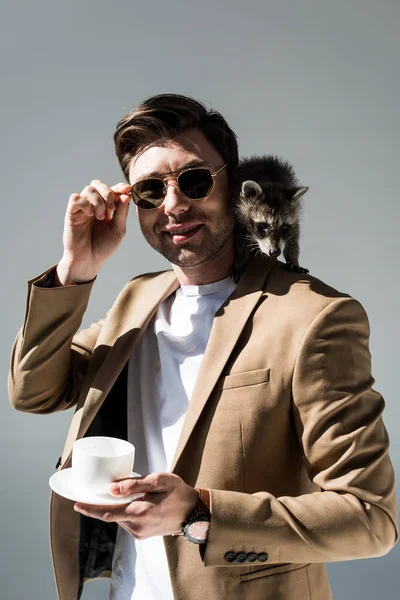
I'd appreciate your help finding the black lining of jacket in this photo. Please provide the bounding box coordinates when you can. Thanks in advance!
[77,363,128,599]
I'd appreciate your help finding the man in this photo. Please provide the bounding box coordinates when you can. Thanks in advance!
[8,94,398,600]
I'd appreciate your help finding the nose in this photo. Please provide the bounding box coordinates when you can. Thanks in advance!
[269,248,281,257]
[163,182,190,216]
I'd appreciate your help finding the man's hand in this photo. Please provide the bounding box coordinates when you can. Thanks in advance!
[56,180,132,285]
[73,472,199,539]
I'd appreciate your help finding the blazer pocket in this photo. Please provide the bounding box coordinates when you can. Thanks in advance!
[240,562,310,582]
[214,368,270,391]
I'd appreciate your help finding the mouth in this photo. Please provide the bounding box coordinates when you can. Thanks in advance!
[163,224,203,244]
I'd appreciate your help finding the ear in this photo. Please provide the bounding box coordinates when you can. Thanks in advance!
[241,180,263,199]
[291,186,309,201]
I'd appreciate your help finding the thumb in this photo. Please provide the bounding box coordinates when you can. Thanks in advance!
[112,194,131,232]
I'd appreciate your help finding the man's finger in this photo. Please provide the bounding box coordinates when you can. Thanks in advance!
[111,182,132,194]
[110,473,168,497]
[112,194,131,231]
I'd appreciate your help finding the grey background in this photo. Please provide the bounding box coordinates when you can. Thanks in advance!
[1,0,399,598]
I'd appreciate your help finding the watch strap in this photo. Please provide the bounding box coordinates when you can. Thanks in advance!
[194,488,211,515]
[173,489,211,538]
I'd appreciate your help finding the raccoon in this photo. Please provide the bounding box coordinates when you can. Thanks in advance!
[232,155,309,282]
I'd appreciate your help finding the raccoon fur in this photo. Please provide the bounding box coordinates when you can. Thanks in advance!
[232,155,309,282]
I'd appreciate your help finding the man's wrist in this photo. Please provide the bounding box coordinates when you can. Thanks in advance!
[179,488,211,544]
[55,260,98,286]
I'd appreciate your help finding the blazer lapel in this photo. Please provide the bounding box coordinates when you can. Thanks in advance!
[74,269,179,446]
[170,254,276,473]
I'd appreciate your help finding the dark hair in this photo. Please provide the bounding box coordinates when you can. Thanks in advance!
[113,93,240,200]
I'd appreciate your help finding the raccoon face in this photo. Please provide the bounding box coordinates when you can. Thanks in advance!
[251,219,294,258]
[236,180,307,257]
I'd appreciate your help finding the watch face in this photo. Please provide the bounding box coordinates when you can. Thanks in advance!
[186,520,210,542]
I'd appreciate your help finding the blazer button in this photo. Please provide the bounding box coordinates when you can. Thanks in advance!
[257,553,269,562]
[236,552,247,563]
[247,552,258,562]
[225,552,237,563]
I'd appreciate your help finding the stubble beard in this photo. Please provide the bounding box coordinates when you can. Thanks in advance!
[142,210,235,268]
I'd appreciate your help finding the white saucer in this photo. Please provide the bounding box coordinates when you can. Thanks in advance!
[49,468,144,505]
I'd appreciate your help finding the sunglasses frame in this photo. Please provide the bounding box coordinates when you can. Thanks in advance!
[130,163,228,209]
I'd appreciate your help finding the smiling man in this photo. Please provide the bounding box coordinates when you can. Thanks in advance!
[8,94,398,600]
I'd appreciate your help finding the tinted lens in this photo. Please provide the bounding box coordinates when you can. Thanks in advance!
[178,169,213,199]
[132,178,165,209]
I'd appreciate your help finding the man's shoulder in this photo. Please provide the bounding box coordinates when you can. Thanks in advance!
[269,260,351,300]
[263,259,359,324]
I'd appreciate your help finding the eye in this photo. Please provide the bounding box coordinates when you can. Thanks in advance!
[281,224,289,232]
[256,222,269,234]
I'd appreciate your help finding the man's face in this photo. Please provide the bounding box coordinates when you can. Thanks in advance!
[128,128,234,268]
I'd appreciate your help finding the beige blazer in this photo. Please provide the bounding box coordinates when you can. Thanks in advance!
[8,255,398,600]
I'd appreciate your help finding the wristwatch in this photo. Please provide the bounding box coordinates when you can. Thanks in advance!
[181,488,211,545]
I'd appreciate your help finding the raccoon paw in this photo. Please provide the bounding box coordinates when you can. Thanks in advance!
[286,263,309,274]
[285,263,297,272]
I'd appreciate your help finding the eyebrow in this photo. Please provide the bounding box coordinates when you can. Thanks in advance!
[138,159,211,180]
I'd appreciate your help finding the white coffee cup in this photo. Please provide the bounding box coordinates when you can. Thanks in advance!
[72,436,135,495]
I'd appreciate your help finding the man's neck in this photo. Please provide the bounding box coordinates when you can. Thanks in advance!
[171,236,235,286]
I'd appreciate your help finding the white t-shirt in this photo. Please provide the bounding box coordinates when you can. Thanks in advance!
[110,276,236,600]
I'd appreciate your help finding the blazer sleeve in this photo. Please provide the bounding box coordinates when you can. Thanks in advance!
[8,265,102,414]
[203,297,398,565]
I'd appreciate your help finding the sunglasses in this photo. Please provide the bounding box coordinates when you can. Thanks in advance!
[130,163,228,210]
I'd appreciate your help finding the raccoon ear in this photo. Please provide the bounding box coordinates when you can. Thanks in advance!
[241,180,263,199]
[290,186,309,201]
